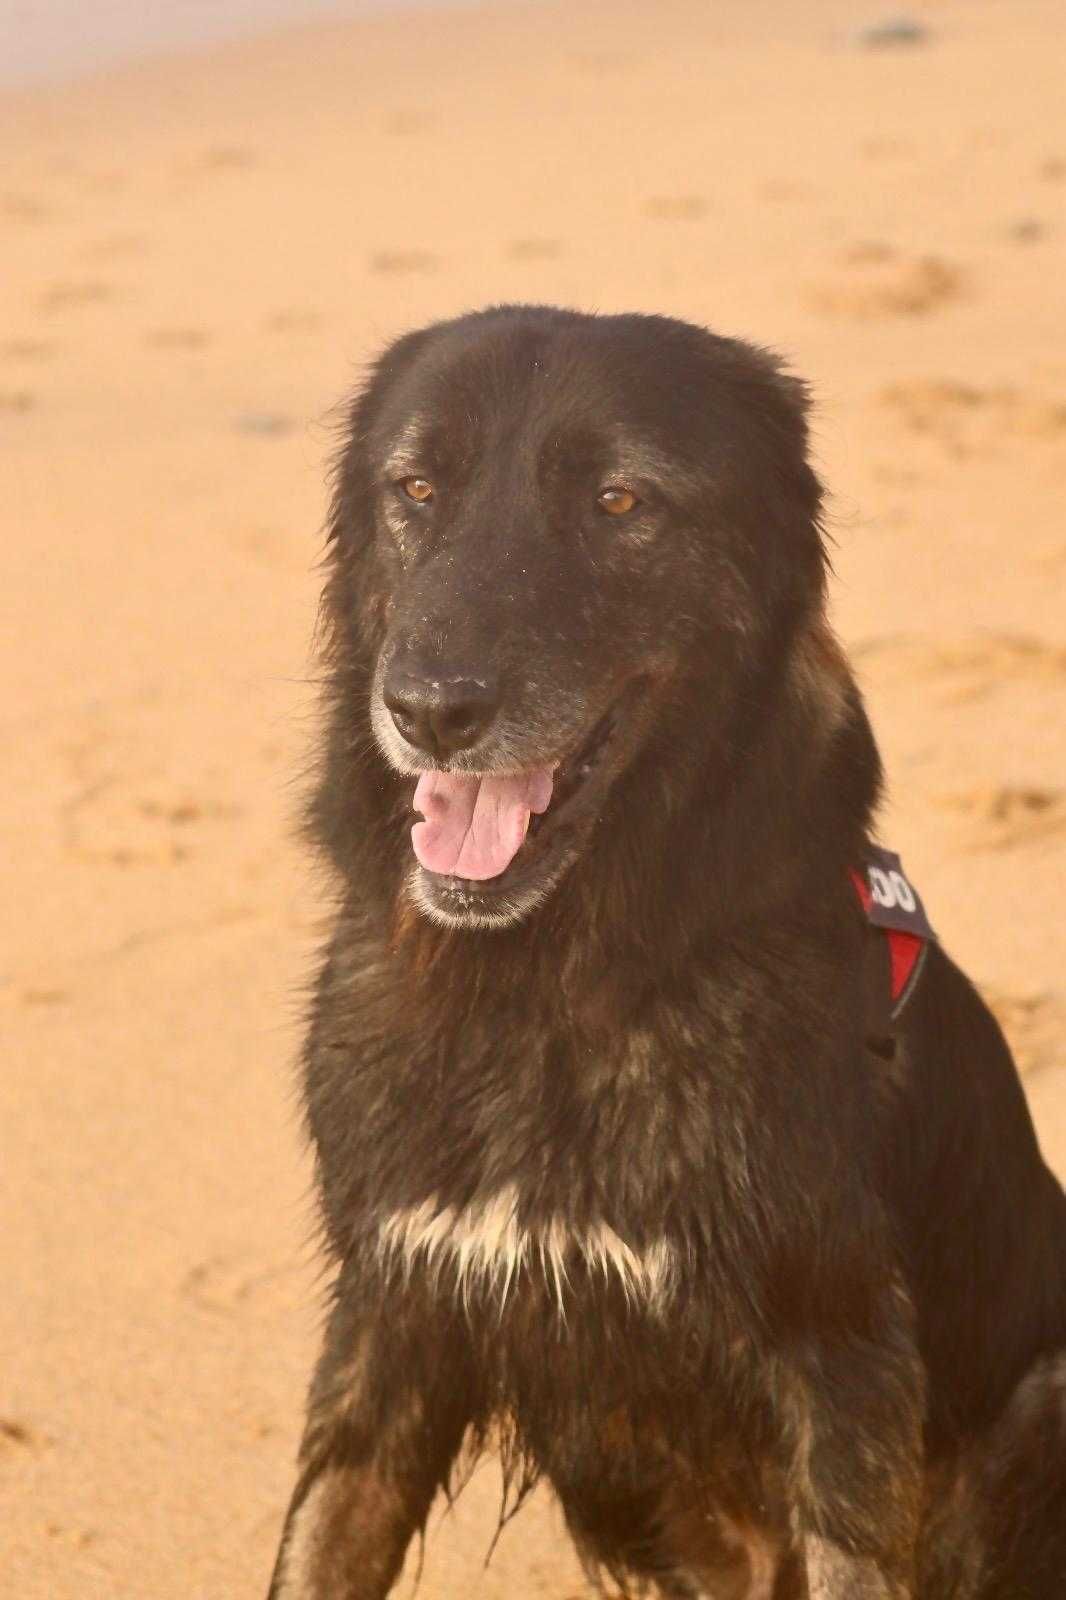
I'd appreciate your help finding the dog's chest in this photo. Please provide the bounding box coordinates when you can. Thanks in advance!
[365,1005,767,1323]
[304,922,791,1347]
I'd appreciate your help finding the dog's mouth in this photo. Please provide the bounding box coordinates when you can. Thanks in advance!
[407,686,639,921]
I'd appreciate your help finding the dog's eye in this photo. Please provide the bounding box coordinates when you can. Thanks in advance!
[597,487,639,516]
[399,476,435,504]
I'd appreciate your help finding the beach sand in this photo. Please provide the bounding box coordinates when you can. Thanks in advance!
[2,0,1064,1592]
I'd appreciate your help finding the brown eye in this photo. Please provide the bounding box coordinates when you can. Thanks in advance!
[400,476,434,504]
[597,487,639,516]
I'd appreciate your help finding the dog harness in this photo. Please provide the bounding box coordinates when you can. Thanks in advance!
[850,846,936,1029]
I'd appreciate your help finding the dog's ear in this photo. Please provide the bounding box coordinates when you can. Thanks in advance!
[308,326,445,877]
[326,324,439,549]
[720,341,829,616]
[318,324,445,663]
[773,366,828,590]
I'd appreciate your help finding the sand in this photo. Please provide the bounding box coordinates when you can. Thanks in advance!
[2,0,1064,1593]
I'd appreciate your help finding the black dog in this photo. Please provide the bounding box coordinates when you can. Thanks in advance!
[266,307,1066,1598]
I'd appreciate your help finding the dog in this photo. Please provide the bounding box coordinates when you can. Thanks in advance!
[266,306,1066,1598]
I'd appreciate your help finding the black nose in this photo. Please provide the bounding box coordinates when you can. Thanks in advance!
[383,661,500,759]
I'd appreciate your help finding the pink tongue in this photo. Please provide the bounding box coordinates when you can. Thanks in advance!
[412,767,554,881]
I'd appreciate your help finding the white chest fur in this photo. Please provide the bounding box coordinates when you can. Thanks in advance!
[378,1184,678,1313]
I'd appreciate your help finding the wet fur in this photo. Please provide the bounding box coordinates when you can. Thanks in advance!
[267,307,1066,1598]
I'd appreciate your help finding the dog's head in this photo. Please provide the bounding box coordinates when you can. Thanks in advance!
[324,306,827,929]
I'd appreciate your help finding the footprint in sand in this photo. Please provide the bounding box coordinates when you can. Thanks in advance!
[370,250,439,274]
[181,1253,306,1316]
[83,232,148,261]
[861,138,915,161]
[2,192,50,222]
[878,380,1066,457]
[264,309,322,334]
[86,171,126,193]
[935,785,1066,851]
[172,148,258,189]
[384,110,434,136]
[759,179,815,202]
[1037,541,1066,571]
[232,526,302,567]
[853,632,1066,704]
[807,250,966,318]
[506,238,562,261]
[187,145,257,172]
[1004,217,1047,245]
[44,1522,98,1551]
[842,240,895,264]
[37,280,115,313]
[144,327,211,350]
[1,1418,50,1451]
[18,986,69,1007]
[645,195,708,221]
[234,411,295,437]
[964,126,1008,154]
[63,776,242,867]
[981,988,1063,1076]
[2,338,54,361]
[570,51,632,74]
[850,17,929,48]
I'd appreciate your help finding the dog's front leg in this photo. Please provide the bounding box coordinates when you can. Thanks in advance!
[266,1276,476,1600]
[780,1314,926,1599]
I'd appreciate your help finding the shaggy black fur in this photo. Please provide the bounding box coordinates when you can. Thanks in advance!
[266,306,1066,1599]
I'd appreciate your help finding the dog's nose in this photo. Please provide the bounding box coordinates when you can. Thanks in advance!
[383,662,500,759]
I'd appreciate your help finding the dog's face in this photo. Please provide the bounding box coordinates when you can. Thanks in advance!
[333,308,823,929]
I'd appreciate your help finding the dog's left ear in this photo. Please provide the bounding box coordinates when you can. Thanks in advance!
[722,344,829,615]
[777,367,828,585]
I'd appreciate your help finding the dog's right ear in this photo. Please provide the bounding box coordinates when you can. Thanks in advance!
[315,324,446,696]
[326,324,439,549]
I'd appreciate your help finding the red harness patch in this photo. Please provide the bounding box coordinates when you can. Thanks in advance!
[850,848,936,1020]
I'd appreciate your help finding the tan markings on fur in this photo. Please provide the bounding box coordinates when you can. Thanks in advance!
[379,1184,678,1312]
[661,1460,789,1600]
[274,1471,331,1599]
[777,1368,816,1523]
[806,1537,896,1599]
[301,1334,374,1462]
[715,1514,779,1600]
[788,616,851,736]
[660,1495,783,1600]
[275,1465,415,1600]
[382,414,429,480]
